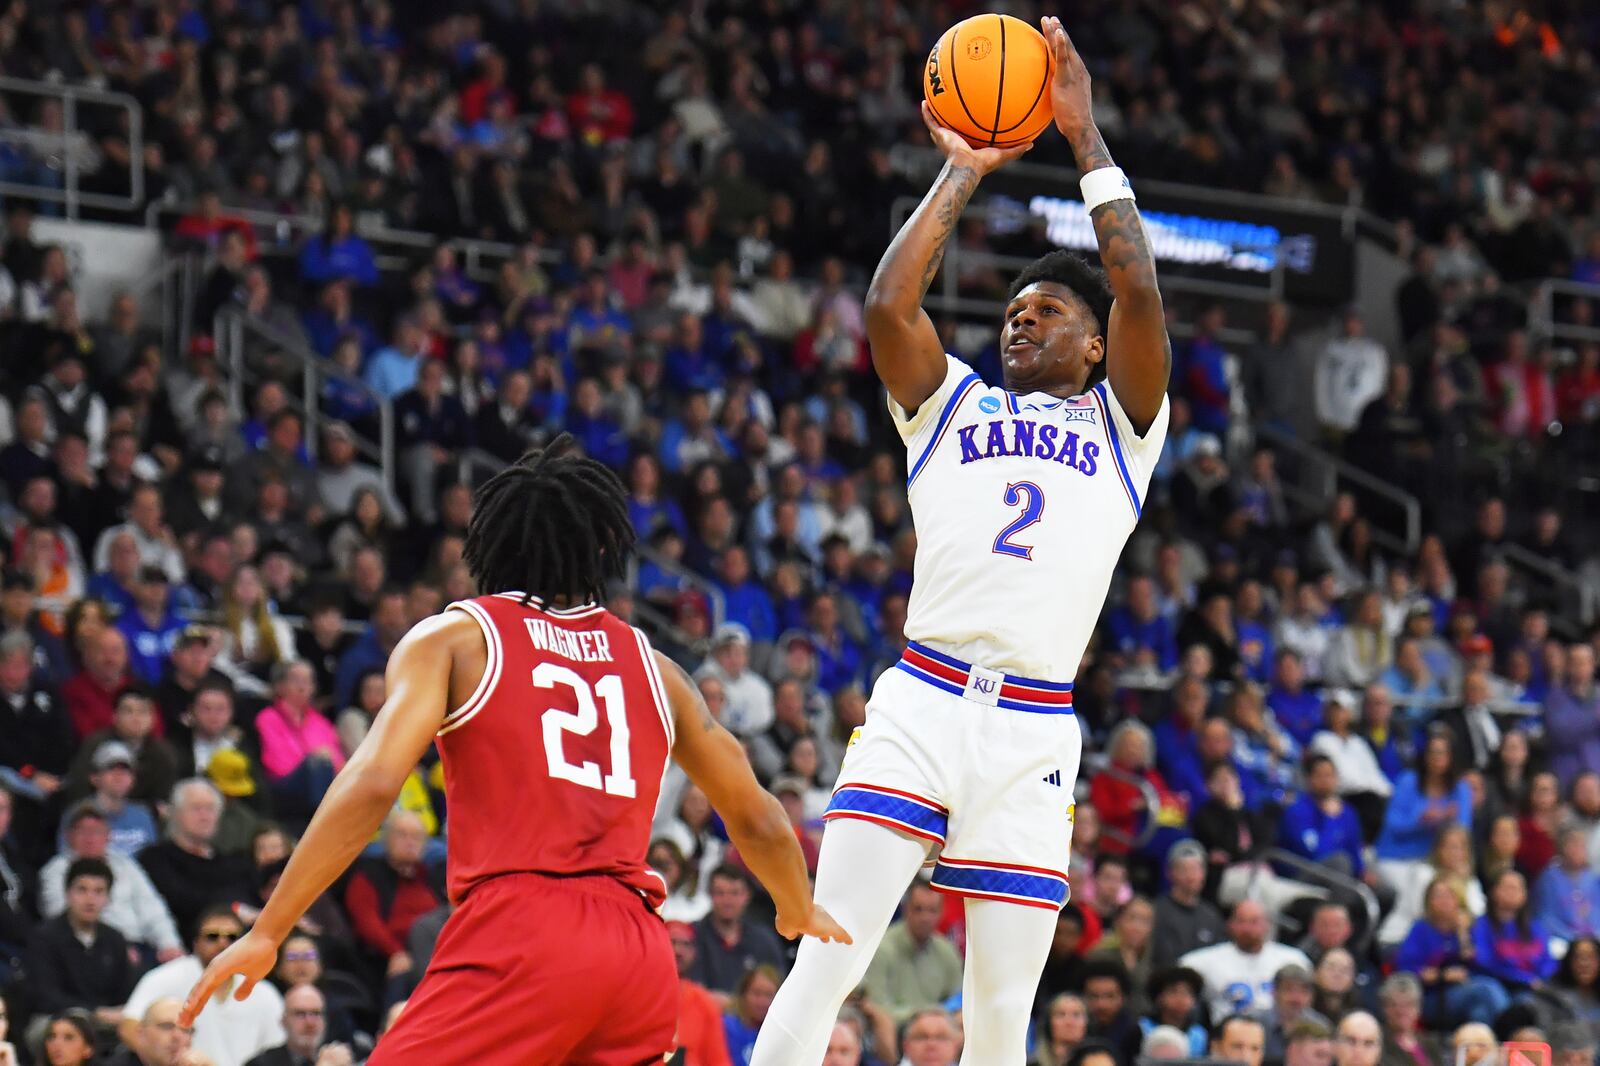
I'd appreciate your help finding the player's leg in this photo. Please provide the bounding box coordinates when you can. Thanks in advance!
[750,817,931,1066]
[568,886,679,1066]
[958,897,1060,1063]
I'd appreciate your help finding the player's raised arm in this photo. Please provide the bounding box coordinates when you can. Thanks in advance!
[1043,15,1170,434]
[180,613,471,1026]
[657,651,850,945]
[863,103,1033,414]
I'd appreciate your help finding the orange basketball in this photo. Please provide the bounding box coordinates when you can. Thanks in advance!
[924,13,1056,150]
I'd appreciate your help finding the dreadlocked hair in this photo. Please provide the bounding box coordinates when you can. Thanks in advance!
[1007,250,1115,387]
[462,433,634,605]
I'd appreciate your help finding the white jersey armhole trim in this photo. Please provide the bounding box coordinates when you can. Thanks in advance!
[438,600,504,736]
[632,627,676,753]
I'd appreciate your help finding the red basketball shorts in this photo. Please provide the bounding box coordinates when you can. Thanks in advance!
[367,871,677,1065]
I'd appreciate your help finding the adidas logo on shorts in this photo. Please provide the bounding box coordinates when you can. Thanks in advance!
[1041,769,1063,787]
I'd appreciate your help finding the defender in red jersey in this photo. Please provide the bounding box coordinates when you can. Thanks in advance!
[181,438,848,1065]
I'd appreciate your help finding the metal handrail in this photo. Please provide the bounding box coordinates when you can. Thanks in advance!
[1262,846,1381,952]
[1255,423,1422,555]
[1079,752,1160,850]
[1498,542,1598,626]
[212,307,396,492]
[0,75,143,219]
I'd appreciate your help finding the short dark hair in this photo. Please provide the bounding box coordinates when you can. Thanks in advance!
[462,435,633,603]
[1080,956,1132,994]
[1006,250,1115,384]
[708,864,748,889]
[1065,1041,1121,1066]
[65,856,113,892]
[1216,1014,1267,1043]
[191,903,243,943]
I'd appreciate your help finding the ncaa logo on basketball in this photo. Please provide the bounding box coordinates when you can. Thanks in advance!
[965,37,992,60]
[978,396,1001,414]
[925,46,945,96]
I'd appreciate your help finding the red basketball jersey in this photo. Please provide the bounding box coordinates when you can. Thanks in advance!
[434,593,674,908]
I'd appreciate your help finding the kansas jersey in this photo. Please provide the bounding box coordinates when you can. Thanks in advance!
[435,593,674,908]
[894,354,1169,682]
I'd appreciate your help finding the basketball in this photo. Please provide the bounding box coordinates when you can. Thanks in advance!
[923,13,1056,149]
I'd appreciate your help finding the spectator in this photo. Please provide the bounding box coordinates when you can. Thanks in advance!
[332,589,408,709]
[122,905,282,1066]
[343,811,445,1000]
[1284,1021,1334,1066]
[297,206,376,289]
[1471,869,1555,999]
[1107,576,1179,673]
[70,688,179,808]
[1033,993,1089,1066]
[1081,958,1140,1064]
[695,624,775,739]
[62,627,133,741]
[1315,309,1389,437]
[1213,1016,1267,1066]
[689,866,786,995]
[1395,877,1507,1027]
[1554,936,1600,1029]
[67,741,156,858]
[1376,974,1440,1066]
[1378,824,1485,952]
[394,359,470,526]
[1374,730,1472,893]
[1532,824,1600,941]
[1311,949,1361,1021]
[898,1008,961,1066]
[1332,1013,1383,1066]
[0,628,74,820]
[243,984,347,1066]
[664,921,734,1066]
[1090,721,1187,859]
[1269,651,1325,749]
[1518,771,1565,880]
[256,662,345,829]
[1179,900,1312,1019]
[1309,690,1393,841]
[1546,645,1600,790]
[722,964,780,1066]
[1277,754,1368,881]
[116,569,185,686]
[40,803,182,962]
[1260,965,1331,1066]
[137,779,249,937]
[27,857,135,1025]
[1152,841,1227,969]
[1091,897,1157,1020]
[1551,1025,1596,1066]
[1138,968,1208,1058]
[91,484,184,586]
[862,882,962,1025]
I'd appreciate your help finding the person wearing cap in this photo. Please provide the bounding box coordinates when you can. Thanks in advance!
[664,920,735,1066]
[39,804,184,961]
[205,745,267,858]
[695,622,775,739]
[69,688,180,808]
[1308,687,1393,843]
[1258,964,1331,1066]
[116,567,188,686]
[1139,968,1208,1058]
[164,448,235,541]
[61,740,158,858]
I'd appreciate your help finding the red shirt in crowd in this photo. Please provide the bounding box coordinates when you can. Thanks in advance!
[344,862,444,959]
[676,977,733,1066]
[61,669,137,740]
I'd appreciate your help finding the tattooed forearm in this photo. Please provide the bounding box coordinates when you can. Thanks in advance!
[1066,124,1113,175]
[869,160,981,313]
[1089,198,1160,293]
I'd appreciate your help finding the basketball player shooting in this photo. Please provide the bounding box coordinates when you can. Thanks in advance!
[179,437,848,1064]
[752,17,1170,1065]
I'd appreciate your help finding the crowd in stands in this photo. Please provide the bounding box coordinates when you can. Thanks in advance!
[0,0,1595,1064]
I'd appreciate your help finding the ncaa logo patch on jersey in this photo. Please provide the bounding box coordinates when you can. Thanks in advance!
[978,395,1001,414]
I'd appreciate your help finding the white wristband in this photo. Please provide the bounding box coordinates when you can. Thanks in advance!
[1080,166,1135,211]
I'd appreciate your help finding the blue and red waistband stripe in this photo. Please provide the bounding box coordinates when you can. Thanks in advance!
[896,641,1074,714]
[823,783,948,845]
[930,856,1070,910]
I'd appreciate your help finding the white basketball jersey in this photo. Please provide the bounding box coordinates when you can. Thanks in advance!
[893,354,1170,682]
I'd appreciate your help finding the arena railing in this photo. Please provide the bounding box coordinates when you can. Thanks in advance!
[1253,423,1422,558]
[0,75,144,220]
[212,306,397,493]
[1260,846,1381,952]
[1530,278,1600,346]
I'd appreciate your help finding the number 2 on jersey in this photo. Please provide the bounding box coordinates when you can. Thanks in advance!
[533,663,637,798]
[992,481,1045,560]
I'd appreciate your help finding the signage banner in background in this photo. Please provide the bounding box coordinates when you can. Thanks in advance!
[980,172,1356,306]
[33,218,163,322]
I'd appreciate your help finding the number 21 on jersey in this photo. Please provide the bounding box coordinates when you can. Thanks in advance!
[534,663,637,798]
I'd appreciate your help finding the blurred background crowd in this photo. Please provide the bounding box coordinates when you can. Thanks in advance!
[0,0,1598,1065]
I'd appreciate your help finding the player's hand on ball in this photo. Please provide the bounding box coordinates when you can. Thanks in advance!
[179,930,278,1028]
[776,903,853,945]
[1040,16,1093,135]
[920,101,1032,176]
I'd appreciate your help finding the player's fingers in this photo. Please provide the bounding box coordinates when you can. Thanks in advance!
[234,974,258,1001]
[920,99,940,137]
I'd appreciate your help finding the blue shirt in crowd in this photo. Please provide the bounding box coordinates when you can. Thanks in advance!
[1374,772,1473,861]
[1532,864,1600,941]
[1277,793,1365,875]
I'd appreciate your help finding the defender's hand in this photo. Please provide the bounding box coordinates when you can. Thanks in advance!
[776,903,854,945]
[1041,16,1093,137]
[179,930,279,1028]
[921,101,1032,176]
